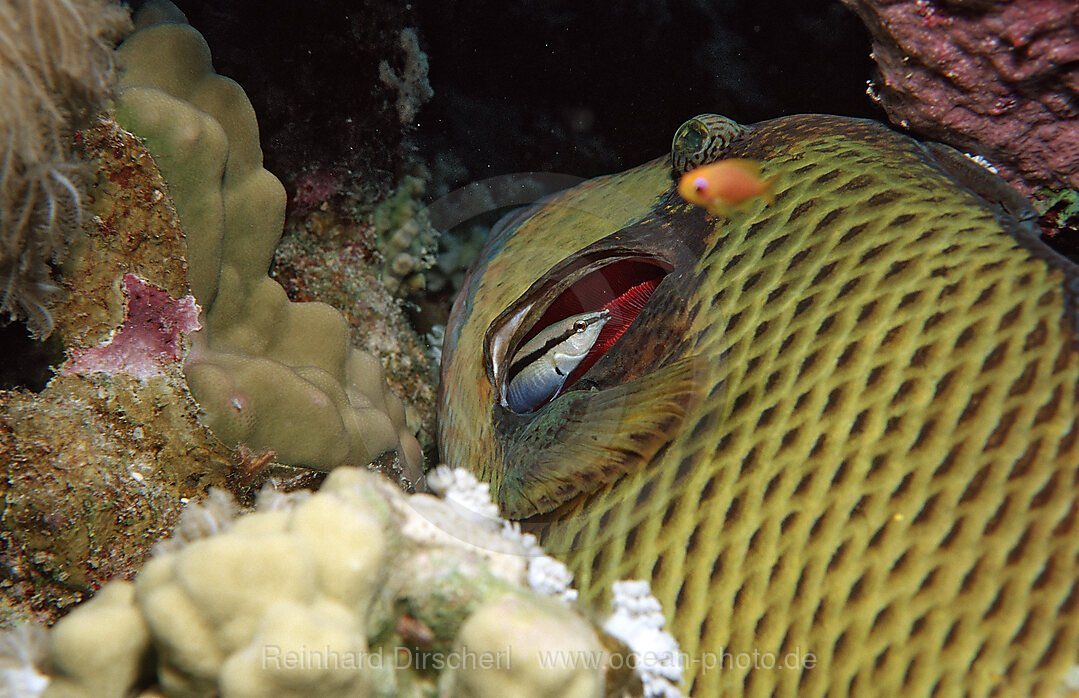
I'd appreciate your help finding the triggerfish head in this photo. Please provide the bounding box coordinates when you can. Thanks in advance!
[677,157,776,215]
[438,112,1079,696]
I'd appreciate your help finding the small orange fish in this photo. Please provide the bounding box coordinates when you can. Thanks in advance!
[677,158,775,215]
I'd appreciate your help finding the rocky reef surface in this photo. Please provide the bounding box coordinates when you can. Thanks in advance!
[842,0,1079,196]
[114,5,423,475]
[0,116,235,626]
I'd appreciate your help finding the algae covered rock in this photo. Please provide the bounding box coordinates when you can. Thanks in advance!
[113,2,422,476]
[0,118,234,626]
[34,467,624,698]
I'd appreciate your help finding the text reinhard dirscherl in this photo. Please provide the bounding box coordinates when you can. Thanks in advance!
[261,645,816,674]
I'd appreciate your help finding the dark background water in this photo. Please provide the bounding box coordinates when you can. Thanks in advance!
[138,0,878,183]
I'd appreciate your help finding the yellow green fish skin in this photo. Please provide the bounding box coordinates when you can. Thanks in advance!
[439,114,1079,696]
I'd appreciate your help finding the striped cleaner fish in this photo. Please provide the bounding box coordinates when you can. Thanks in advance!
[438,113,1079,697]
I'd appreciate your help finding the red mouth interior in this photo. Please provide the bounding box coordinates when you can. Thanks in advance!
[519,258,668,389]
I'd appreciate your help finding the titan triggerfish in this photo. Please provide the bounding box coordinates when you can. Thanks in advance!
[439,113,1079,697]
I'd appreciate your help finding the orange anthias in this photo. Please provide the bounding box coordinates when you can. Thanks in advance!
[677,158,775,215]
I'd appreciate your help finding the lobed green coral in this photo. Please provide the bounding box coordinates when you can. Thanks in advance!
[113,3,422,476]
[271,229,438,455]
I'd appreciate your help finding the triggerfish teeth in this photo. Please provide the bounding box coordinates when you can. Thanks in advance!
[506,309,610,413]
[677,157,775,215]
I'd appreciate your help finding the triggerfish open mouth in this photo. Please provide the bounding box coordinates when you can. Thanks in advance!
[492,256,670,414]
[472,206,708,520]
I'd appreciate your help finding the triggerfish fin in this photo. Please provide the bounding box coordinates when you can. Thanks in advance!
[677,158,775,215]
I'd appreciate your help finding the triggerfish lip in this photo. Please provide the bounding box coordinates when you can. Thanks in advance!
[488,253,671,412]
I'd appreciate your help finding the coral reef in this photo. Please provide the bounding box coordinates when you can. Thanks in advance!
[0,0,131,336]
[0,100,343,630]
[427,223,489,299]
[290,168,344,216]
[842,0,1079,195]
[275,164,439,440]
[0,368,232,626]
[2,0,444,627]
[603,581,683,698]
[1036,187,1079,262]
[271,227,437,454]
[27,466,650,698]
[53,117,191,348]
[113,3,423,476]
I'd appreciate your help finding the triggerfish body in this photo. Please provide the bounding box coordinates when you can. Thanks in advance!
[677,158,775,215]
[439,112,1079,696]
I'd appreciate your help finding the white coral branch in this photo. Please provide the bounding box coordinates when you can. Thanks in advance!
[604,579,686,698]
[428,465,580,604]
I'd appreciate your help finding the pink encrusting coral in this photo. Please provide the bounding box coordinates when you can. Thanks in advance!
[843,0,1079,195]
[62,274,201,379]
